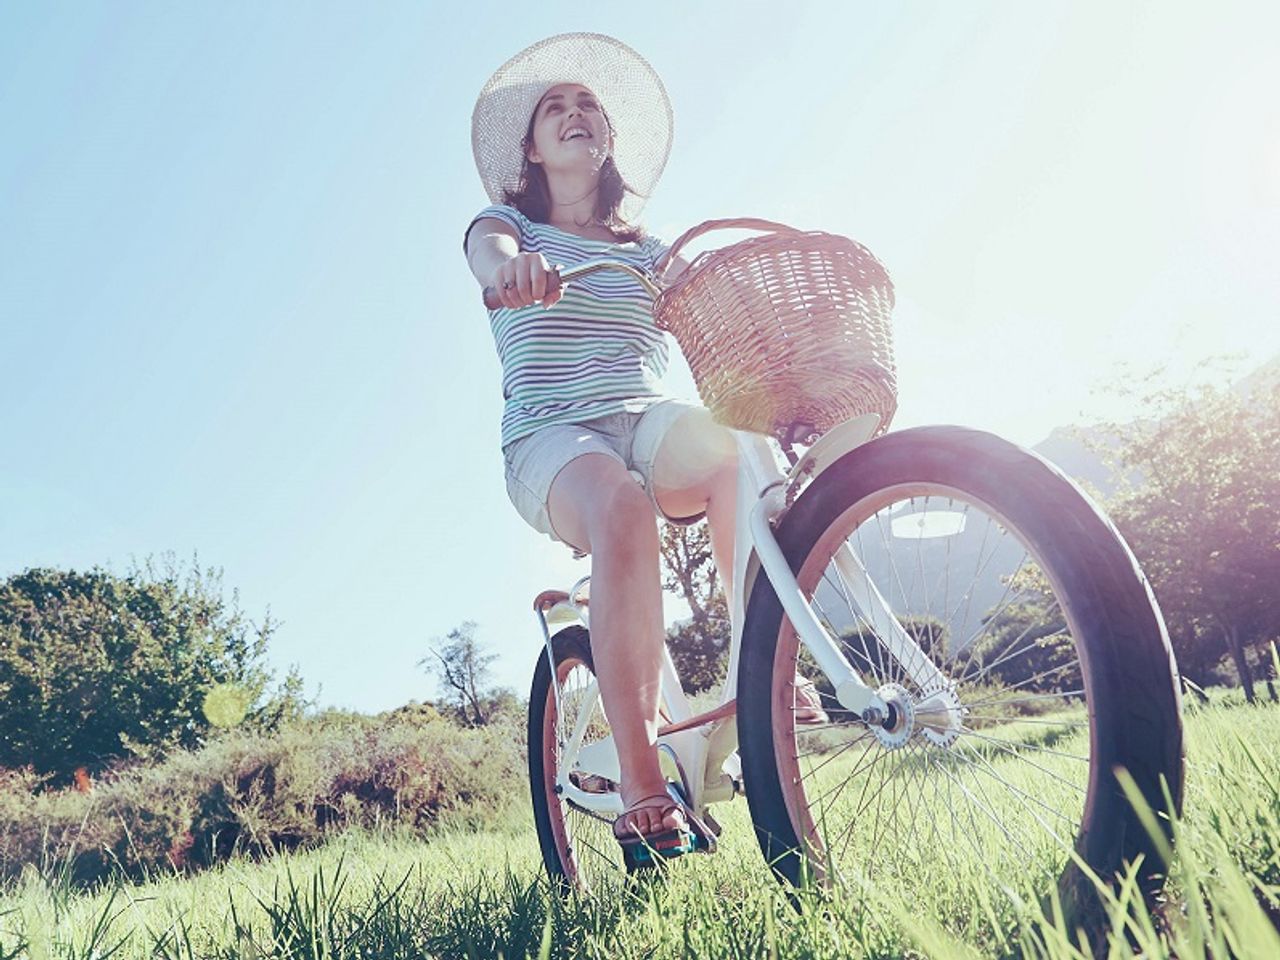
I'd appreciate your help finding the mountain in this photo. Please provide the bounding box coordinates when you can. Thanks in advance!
[1233,353,1280,400]
[1030,351,1280,494]
[1032,426,1118,496]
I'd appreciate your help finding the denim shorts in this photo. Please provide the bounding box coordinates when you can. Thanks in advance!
[501,398,708,546]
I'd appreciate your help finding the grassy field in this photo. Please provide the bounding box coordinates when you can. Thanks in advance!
[1,694,1277,959]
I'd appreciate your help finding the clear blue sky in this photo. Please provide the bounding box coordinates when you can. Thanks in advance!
[3,1,1277,713]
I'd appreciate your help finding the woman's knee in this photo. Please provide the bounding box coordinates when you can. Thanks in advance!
[548,455,655,553]
[652,410,737,518]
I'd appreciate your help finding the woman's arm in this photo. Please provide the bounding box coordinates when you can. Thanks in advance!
[465,218,561,309]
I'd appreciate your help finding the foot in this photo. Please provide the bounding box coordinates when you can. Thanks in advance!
[794,674,830,726]
[612,790,689,844]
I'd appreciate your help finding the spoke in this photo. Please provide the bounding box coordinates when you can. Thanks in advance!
[856,745,918,862]
[962,624,1070,690]
[819,565,887,688]
[905,743,966,880]
[963,714,1088,729]
[923,748,1005,887]
[963,660,1080,700]
[862,749,901,858]
[793,729,875,772]
[956,553,1030,653]
[915,495,943,671]
[874,500,936,693]
[853,525,897,686]
[950,741,1079,834]
[940,502,963,661]
[792,718,864,737]
[570,829,617,867]
[927,751,1037,863]
[960,726,1089,764]
[947,746,1078,868]
[825,753,891,861]
[565,800,614,825]
[806,740,895,844]
[964,688,1086,710]
[939,738,1031,873]
[885,741,935,868]
[932,749,1011,882]
[811,605,859,679]
[959,728,1090,794]
[951,513,997,637]
[804,738,885,810]
[836,745,917,865]
[963,591,1058,670]
[873,505,914,688]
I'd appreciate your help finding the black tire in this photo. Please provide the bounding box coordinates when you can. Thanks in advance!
[737,426,1184,927]
[527,626,627,890]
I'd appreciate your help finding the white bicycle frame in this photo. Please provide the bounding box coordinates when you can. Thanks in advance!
[528,259,949,818]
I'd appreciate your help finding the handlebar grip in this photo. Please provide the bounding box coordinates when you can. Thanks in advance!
[482,271,563,310]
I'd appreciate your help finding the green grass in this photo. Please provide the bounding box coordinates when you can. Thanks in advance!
[1,694,1278,959]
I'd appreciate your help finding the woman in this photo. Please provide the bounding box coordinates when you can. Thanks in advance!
[464,33,820,853]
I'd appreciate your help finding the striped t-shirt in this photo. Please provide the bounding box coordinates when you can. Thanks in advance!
[467,204,672,448]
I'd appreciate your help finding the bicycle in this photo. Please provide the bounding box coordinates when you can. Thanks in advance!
[484,219,1184,925]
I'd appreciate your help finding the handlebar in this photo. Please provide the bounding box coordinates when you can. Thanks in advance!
[482,258,664,310]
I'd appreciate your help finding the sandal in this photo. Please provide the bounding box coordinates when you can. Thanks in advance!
[794,674,830,726]
[613,785,714,869]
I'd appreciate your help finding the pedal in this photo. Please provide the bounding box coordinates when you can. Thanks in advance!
[620,828,697,871]
[665,782,718,855]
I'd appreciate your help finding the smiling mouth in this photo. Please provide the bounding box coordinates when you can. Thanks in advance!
[561,127,592,142]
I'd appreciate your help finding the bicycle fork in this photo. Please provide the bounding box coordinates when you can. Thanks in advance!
[730,433,949,725]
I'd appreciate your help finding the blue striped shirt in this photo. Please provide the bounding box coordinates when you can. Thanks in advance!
[467,204,671,448]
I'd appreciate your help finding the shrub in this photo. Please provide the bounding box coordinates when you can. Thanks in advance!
[0,708,524,887]
[0,556,305,782]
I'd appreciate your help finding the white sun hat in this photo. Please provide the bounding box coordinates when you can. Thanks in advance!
[471,32,673,220]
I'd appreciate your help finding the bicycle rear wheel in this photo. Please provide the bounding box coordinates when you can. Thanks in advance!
[737,426,1183,928]
[528,626,628,891]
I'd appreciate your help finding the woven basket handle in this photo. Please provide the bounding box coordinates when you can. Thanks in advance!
[655,217,802,278]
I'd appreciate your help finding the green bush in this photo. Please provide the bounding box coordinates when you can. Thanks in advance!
[0,556,305,782]
[0,708,524,887]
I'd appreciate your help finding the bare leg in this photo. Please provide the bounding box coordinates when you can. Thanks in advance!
[650,409,739,607]
[652,411,826,722]
[548,454,683,838]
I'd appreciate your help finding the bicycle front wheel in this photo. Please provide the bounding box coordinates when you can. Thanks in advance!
[737,426,1183,926]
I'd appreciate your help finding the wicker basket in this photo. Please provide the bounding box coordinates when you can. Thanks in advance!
[653,218,897,444]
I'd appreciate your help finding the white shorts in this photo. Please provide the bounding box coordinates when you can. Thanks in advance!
[501,398,708,546]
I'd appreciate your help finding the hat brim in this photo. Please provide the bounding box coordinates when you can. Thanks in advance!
[472,33,673,221]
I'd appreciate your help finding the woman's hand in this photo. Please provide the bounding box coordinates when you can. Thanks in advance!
[490,252,563,309]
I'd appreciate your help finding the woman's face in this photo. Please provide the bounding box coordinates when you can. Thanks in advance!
[526,83,612,175]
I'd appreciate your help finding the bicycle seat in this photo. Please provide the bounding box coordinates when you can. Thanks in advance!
[534,579,591,627]
[533,590,570,612]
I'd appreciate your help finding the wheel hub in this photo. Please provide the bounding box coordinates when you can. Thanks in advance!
[868,682,966,749]
[871,683,915,749]
[915,683,965,747]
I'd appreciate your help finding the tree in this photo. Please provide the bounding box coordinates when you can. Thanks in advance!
[1102,371,1280,702]
[421,622,512,725]
[659,522,730,693]
[0,556,305,781]
[836,616,951,687]
[963,567,1079,695]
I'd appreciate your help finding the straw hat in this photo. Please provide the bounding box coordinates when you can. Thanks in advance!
[471,32,673,219]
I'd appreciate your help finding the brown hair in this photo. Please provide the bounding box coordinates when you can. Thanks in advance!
[502,100,644,243]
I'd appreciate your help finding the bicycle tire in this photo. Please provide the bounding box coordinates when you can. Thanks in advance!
[737,425,1184,927]
[527,626,629,890]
